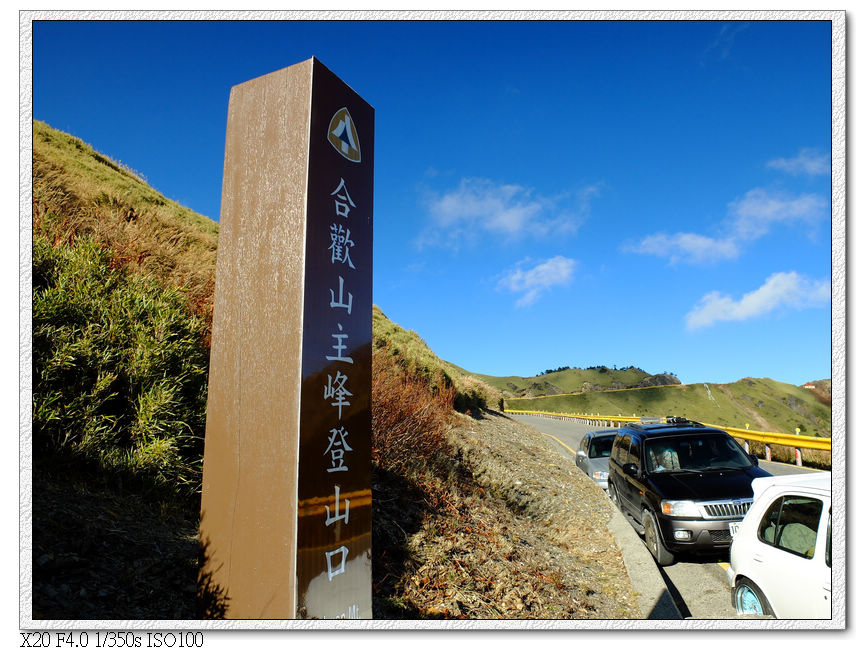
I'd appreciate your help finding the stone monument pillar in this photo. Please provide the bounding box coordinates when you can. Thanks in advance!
[199,57,373,620]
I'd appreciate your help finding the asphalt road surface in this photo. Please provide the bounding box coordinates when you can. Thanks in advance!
[509,413,823,619]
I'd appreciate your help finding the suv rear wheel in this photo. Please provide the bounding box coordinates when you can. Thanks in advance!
[642,509,675,566]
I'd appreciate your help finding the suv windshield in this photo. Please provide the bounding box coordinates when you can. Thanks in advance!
[644,433,752,473]
[589,435,615,458]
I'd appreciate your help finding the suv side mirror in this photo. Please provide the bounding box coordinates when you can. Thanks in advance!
[577,450,586,458]
[749,453,759,466]
[623,463,639,477]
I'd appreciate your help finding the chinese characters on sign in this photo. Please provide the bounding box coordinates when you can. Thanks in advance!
[322,176,359,584]
[295,59,373,620]
[325,426,353,473]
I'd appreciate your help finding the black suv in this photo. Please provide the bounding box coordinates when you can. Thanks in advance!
[607,418,771,566]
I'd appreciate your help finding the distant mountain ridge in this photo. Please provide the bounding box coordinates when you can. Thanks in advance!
[464,366,681,399]
[505,375,831,440]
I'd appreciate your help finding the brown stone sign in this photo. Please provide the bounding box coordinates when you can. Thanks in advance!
[199,58,373,620]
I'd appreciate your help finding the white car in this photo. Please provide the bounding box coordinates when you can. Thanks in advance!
[727,471,831,618]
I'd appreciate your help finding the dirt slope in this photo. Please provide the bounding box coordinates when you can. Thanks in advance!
[373,410,640,619]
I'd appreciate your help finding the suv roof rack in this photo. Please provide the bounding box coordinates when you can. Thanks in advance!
[664,416,703,425]
[622,416,708,431]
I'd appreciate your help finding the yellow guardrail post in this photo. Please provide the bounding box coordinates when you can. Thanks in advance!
[795,427,802,466]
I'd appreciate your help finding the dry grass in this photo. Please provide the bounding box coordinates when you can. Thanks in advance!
[371,409,642,619]
[32,121,219,341]
[731,438,831,470]
[371,343,456,475]
[373,305,503,414]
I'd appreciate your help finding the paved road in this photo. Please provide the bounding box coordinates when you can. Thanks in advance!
[509,413,822,619]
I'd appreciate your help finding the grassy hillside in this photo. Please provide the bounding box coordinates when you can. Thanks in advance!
[506,377,831,438]
[33,120,218,497]
[470,365,679,398]
[373,306,501,411]
[33,120,218,337]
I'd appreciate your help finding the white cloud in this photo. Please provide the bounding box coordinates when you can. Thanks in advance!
[727,188,826,240]
[686,271,830,330]
[627,188,826,265]
[767,148,830,176]
[626,232,739,265]
[498,256,577,307]
[418,178,598,249]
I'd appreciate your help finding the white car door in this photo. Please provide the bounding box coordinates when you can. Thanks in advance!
[754,494,830,618]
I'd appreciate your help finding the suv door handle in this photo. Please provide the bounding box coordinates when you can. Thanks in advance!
[753,554,764,563]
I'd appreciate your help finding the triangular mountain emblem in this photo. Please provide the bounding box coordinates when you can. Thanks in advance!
[327,107,361,163]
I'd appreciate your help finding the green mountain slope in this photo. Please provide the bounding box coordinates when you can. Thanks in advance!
[469,365,679,398]
[506,377,830,438]
[33,121,218,496]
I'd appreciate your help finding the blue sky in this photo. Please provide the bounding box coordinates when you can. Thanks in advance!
[29,17,836,386]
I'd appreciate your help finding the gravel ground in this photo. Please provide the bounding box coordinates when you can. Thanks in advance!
[372,409,641,619]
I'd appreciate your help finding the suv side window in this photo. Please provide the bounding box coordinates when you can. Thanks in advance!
[627,439,641,468]
[758,495,822,559]
[615,435,631,465]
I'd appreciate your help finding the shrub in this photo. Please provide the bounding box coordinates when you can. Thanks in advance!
[371,344,456,475]
[453,375,499,414]
[32,219,209,497]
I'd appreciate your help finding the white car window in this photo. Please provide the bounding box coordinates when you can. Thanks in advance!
[758,495,822,559]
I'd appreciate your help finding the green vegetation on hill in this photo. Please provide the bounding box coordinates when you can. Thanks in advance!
[471,365,679,398]
[33,120,219,340]
[33,229,210,493]
[506,377,830,438]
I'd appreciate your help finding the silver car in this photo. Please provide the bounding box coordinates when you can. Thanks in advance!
[576,429,617,493]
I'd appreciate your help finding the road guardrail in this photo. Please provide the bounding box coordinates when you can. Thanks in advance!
[505,409,831,466]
